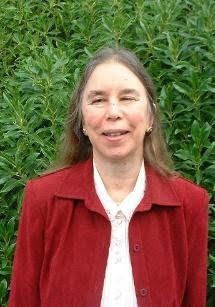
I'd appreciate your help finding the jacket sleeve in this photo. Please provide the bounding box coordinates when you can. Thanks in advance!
[182,189,209,307]
[8,180,45,307]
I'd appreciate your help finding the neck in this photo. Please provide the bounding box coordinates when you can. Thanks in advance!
[93,155,143,203]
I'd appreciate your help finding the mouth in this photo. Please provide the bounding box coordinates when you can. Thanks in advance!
[102,130,129,137]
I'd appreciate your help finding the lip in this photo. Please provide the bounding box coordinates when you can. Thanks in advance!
[102,129,130,141]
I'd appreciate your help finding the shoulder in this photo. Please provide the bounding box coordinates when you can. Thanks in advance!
[25,160,91,200]
[170,175,207,200]
[147,165,209,208]
[168,174,209,215]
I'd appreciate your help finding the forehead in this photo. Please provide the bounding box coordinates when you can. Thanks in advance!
[83,61,146,94]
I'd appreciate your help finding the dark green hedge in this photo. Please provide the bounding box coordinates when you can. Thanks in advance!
[1,0,214,305]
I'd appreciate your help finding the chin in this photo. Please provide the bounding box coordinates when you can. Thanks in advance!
[94,146,141,162]
[103,151,133,162]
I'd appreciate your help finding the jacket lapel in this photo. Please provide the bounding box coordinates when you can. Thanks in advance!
[135,164,182,212]
[55,159,108,217]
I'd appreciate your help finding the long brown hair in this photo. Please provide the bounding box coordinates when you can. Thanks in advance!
[55,47,175,176]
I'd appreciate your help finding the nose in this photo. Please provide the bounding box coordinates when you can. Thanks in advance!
[106,100,122,120]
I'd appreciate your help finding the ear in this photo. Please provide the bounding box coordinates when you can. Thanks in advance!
[149,102,156,125]
[148,111,154,128]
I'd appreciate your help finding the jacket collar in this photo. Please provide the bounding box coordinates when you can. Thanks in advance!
[55,158,181,215]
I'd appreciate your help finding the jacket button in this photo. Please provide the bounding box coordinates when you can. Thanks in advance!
[140,288,148,296]
[133,243,140,252]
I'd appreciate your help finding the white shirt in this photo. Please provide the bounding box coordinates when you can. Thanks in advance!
[93,162,146,307]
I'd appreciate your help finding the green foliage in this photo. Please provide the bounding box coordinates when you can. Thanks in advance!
[1,0,214,305]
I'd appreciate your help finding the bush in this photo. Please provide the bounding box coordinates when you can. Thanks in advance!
[1,0,214,305]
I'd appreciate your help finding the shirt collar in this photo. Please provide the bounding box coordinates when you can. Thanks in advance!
[93,161,146,221]
[54,158,181,217]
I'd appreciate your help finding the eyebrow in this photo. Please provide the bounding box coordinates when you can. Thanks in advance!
[86,88,140,99]
[87,90,107,100]
[119,88,140,96]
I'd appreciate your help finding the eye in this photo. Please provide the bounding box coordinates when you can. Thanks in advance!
[90,98,105,105]
[121,96,136,103]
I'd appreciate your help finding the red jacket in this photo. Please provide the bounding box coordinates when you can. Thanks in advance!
[9,159,209,307]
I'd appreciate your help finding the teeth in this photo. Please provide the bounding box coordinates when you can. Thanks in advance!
[108,132,122,136]
[104,131,127,136]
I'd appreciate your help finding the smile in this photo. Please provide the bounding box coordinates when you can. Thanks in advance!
[102,130,129,137]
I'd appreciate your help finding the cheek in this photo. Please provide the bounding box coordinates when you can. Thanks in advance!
[82,108,104,130]
[129,108,150,128]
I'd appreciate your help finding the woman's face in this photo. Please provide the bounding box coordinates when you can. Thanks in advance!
[81,61,153,163]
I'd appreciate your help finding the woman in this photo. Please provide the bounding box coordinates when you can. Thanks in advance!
[9,47,209,307]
